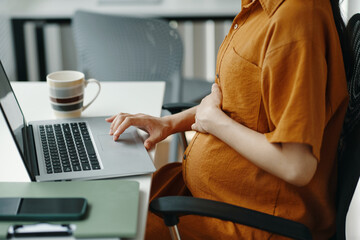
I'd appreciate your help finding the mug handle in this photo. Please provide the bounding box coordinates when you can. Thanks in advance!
[82,78,101,111]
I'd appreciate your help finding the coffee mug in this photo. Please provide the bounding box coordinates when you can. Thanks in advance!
[47,71,101,118]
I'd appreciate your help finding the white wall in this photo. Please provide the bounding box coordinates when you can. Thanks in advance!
[348,0,360,20]
[341,0,360,21]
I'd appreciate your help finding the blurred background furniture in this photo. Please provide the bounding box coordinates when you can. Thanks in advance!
[73,10,184,104]
[5,0,239,83]
[72,10,213,104]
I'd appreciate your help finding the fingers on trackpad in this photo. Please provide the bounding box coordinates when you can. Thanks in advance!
[97,133,137,152]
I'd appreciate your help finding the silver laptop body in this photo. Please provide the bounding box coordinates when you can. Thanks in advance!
[0,62,155,182]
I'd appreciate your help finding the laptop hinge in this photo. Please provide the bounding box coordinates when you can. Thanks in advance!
[24,125,39,180]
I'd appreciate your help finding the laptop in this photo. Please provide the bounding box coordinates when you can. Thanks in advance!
[0,62,156,182]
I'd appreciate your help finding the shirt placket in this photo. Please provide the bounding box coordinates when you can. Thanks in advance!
[215,4,254,85]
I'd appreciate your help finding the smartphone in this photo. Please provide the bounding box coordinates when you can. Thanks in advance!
[0,197,87,221]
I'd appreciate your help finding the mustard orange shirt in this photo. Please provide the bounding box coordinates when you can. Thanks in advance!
[183,0,348,239]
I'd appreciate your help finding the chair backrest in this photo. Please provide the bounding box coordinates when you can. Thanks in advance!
[72,10,183,103]
[335,13,360,240]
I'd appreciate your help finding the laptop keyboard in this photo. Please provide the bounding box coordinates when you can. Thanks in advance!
[39,122,101,174]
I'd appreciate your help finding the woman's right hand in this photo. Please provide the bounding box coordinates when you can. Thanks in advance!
[105,113,172,150]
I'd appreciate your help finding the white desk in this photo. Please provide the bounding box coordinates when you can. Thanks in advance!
[0,81,165,240]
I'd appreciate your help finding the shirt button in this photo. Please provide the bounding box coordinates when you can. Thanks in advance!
[234,24,238,30]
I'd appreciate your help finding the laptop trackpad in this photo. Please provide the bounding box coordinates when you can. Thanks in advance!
[97,133,138,152]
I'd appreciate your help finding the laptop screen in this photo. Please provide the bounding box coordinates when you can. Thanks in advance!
[0,62,26,160]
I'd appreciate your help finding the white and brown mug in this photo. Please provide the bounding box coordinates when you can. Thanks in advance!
[47,71,101,118]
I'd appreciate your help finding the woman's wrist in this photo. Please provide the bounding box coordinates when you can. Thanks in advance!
[206,109,231,136]
[163,107,197,135]
[162,115,176,135]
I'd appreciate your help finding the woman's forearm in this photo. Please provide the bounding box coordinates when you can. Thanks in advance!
[188,84,317,186]
[207,111,317,186]
[164,106,197,135]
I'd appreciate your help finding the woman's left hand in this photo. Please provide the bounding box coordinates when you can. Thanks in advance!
[191,83,224,133]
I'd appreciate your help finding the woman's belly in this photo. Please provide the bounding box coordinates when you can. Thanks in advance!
[183,132,281,215]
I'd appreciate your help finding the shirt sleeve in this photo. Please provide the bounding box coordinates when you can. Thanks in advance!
[261,40,327,161]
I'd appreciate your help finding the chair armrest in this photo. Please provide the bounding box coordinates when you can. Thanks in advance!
[150,196,312,240]
[162,102,197,115]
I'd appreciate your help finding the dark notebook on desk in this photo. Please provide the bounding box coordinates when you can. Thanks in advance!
[0,61,155,182]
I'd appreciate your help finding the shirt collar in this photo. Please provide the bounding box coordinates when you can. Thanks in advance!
[243,0,285,17]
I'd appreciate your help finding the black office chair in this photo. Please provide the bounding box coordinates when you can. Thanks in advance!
[334,13,360,240]
[149,13,360,240]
